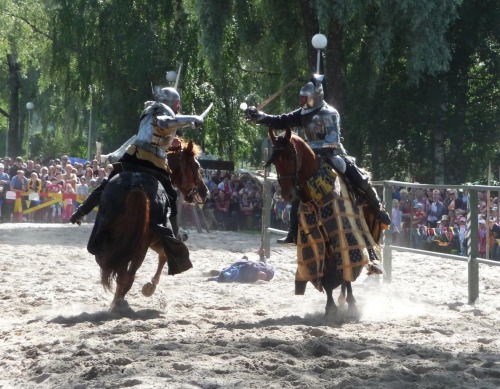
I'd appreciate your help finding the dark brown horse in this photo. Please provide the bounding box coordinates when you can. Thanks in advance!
[266,127,383,322]
[89,140,208,313]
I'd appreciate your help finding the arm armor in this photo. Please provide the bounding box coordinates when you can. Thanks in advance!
[245,106,302,129]
[153,114,204,135]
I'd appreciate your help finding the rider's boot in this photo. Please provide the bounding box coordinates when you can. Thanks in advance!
[70,181,106,225]
[277,228,297,244]
[344,159,391,226]
[365,187,391,226]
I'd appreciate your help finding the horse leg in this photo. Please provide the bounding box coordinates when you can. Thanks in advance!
[322,262,343,323]
[142,254,167,297]
[110,267,135,314]
[338,282,347,309]
[344,281,360,319]
[325,286,339,320]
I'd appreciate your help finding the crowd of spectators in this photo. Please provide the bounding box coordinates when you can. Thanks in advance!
[2,154,498,260]
[190,170,286,233]
[390,186,500,260]
[0,155,107,223]
[0,155,288,232]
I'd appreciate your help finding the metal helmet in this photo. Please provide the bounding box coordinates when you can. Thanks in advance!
[300,74,324,113]
[155,87,180,108]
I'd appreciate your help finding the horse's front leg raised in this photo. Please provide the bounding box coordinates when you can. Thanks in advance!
[142,243,168,297]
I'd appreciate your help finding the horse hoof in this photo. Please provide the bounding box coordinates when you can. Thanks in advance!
[142,282,156,297]
[346,305,360,320]
[325,307,343,324]
[110,299,132,315]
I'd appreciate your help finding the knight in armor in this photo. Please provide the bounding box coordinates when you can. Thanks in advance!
[245,74,391,244]
[70,87,204,240]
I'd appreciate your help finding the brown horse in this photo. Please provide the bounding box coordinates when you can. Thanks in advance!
[265,127,382,322]
[89,140,208,313]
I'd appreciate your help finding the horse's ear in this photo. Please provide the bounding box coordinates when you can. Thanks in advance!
[268,127,276,143]
[187,140,193,151]
[285,128,291,142]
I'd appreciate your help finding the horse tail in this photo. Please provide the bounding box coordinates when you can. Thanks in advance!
[100,188,151,290]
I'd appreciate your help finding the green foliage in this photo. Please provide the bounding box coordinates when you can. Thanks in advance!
[0,0,498,185]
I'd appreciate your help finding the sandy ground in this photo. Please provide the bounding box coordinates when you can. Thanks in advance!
[0,223,499,389]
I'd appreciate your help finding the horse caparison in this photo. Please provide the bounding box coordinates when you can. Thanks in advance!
[266,127,383,321]
[91,141,208,313]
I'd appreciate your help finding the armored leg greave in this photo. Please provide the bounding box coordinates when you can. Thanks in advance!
[344,160,391,225]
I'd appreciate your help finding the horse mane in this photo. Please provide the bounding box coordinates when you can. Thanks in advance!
[167,137,202,156]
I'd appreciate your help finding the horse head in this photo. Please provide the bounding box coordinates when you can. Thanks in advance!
[168,140,208,204]
[266,127,319,202]
[265,127,299,202]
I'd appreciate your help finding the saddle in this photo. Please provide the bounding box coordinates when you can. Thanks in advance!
[112,162,170,189]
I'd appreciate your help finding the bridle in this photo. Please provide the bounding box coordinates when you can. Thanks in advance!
[176,149,206,204]
[265,138,300,192]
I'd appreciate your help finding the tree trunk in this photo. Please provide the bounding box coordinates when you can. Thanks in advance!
[325,18,344,115]
[298,0,319,76]
[7,53,22,158]
[434,126,445,184]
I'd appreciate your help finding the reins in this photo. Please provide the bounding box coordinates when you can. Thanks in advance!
[265,138,300,192]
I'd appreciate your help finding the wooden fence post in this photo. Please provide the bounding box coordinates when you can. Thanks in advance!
[467,189,479,303]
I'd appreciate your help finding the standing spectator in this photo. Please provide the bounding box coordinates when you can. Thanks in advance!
[8,157,25,178]
[411,203,426,249]
[91,159,100,177]
[458,217,467,255]
[63,182,76,222]
[105,163,114,177]
[75,163,84,178]
[47,177,63,222]
[478,219,487,258]
[239,192,255,230]
[231,177,243,195]
[218,175,232,194]
[62,163,77,190]
[227,191,241,231]
[398,188,412,215]
[206,171,220,193]
[76,176,89,197]
[27,172,42,221]
[427,189,446,228]
[0,163,10,221]
[214,189,230,229]
[202,188,219,230]
[252,190,263,229]
[10,170,28,222]
[391,199,403,245]
[412,188,430,215]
